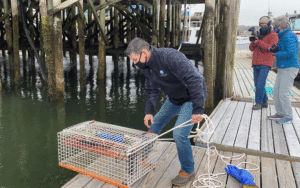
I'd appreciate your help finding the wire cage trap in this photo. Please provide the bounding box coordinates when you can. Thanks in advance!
[58,120,158,188]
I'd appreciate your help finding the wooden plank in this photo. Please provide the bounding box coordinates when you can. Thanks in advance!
[211,101,238,144]
[132,143,178,188]
[234,102,253,148]
[208,142,300,162]
[246,155,260,187]
[62,174,84,188]
[247,108,261,151]
[101,184,118,188]
[83,178,105,188]
[291,162,300,188]
[169,146,207,188]
[292,107,300,145]
[233,70,242,98]
[237,67,255,98]
[270,105,289,156]
[276,159,297,188]
[282,111,300,157]
[186,147,219,188]
[200,100,231,142]
[63,174,93,188]
[261,105,274,153]
[222,102,246,146]
[131,141,171,187]
[234,66,251,98]
[261,157,278,188]
[210,151,232,187]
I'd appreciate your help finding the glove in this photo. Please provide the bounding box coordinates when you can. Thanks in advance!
[225,165,256,185]
[268,45,279,53]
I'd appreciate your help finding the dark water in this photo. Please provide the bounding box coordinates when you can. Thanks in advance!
[0,53,171,188]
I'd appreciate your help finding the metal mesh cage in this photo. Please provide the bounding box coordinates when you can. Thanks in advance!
[58,121,158,187]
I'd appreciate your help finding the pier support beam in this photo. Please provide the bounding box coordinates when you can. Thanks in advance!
[11,0,20,84]
[159,0,166,47]
[4,0,13,66]
[203,0,216,109]
[113,6,119,48]
[78,0,86,90]
[172,1,176,47]
[151,0,159,46]
[97,0,106,80]
[215,0,241,101]
[166,0,171,47]
[40,0,55,100]
[70,6,77,71]
[53,0,65,100]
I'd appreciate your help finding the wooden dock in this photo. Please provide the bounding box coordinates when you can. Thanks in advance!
[61,140,300,188]
[233,52,300,105]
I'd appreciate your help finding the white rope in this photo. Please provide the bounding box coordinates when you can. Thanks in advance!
[191,114,259,188]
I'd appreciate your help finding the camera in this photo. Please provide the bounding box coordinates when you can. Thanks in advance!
[268,45,279,53]
[248,27,264,42]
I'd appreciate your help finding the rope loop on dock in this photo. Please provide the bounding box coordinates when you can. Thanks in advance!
[155,114,259,188]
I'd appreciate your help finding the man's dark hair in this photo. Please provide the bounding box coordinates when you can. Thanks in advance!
[125,37,150,56]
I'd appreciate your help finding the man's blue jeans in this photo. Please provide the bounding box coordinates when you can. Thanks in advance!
[253,65,270,104]
[148,99,194,174]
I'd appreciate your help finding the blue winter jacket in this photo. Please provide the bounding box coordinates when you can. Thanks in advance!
[275,28,299,68]
[142,46,207,115]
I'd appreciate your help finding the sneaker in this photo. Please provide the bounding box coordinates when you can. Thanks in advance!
[262,101,268,108]
[268,114,284,120]
[252,103,262,110]
[171,170,195,186]
[276,117,293,124]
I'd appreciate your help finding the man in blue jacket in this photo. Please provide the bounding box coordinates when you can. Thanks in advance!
[125,38,207,186]
[268,16,300,124]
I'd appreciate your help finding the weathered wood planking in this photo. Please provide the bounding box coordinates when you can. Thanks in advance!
[233,52,300,103]
[261,106,274,153]
[201,100,300,160]
[61,143,300,188]
[221,102,246,146]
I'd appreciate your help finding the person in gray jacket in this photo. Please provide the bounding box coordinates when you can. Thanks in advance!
[268,16,300,124]
[125,37,207,186]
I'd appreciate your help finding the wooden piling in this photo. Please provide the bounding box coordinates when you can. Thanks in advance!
[151,0,158,46]
[78,0,86,90]
[98,0,106,80]
[88,7,93,67]
[225,0,241,98]
[70,5,77,70]
[203,0,216,109]
[4,0,13,72]
[113,6,119,48]
[166,0,171,47]
[172,1,176,47]
[11,0,20,83]
[215,0,241,101]
[159,0,166,47]
[28,6,36,75]
[40,0,55,99]
[53,0,65,100]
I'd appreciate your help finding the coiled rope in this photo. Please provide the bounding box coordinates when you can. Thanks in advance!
[129,114,259,188]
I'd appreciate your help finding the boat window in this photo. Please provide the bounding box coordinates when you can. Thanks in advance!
[290,17,300,31]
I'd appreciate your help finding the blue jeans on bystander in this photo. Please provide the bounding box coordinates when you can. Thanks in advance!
[253,65,271,104]
[148,98,194,174]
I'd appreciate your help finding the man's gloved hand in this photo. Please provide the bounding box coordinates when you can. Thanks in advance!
[225,165,256,185]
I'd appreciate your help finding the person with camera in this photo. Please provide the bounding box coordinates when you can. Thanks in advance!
[268,16,299,124]
[249,16,279,110]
